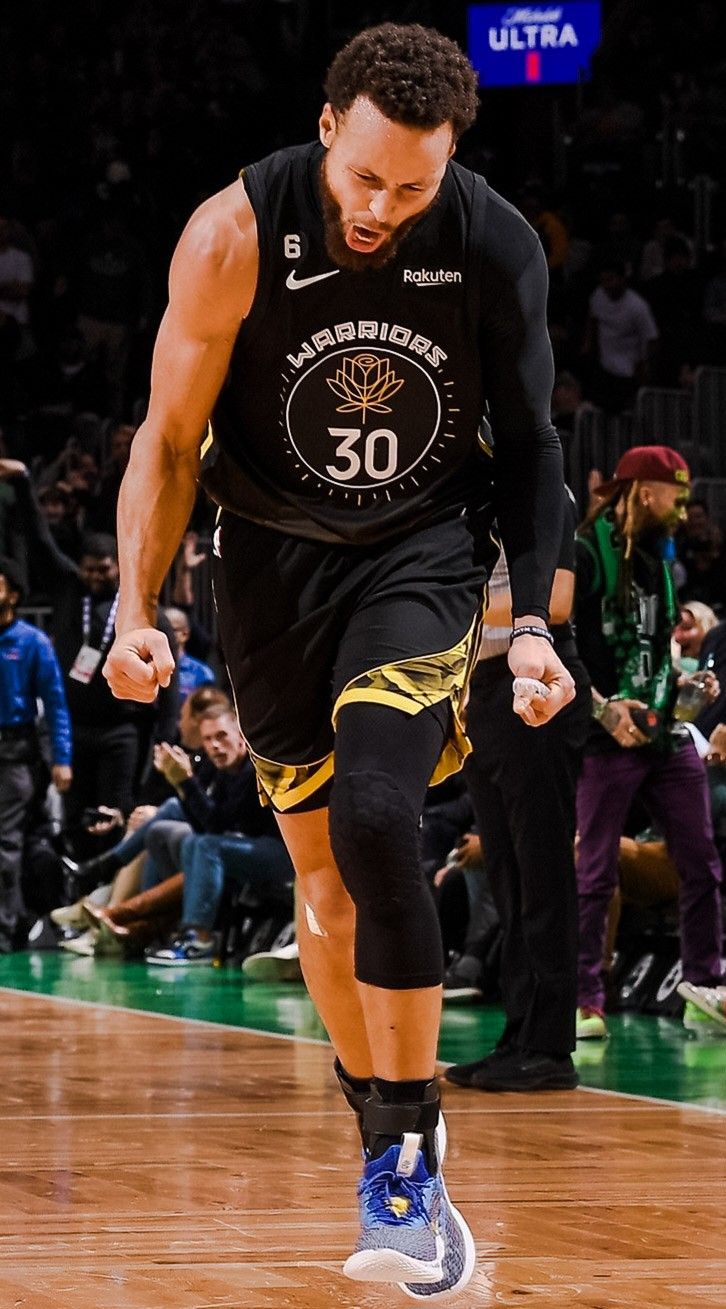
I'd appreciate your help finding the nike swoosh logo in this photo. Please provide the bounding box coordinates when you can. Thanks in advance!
[286,268,340,291]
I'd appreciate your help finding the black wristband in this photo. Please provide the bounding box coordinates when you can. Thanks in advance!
[510,625,554,647]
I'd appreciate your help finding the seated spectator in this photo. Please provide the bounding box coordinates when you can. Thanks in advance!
[672,601,719,674]
[582,260,659,413]
[178,685,231,755]
[165,606,215,705]
[56,800,170,956]
[53,687,232,945]
[692,614,726,741]
[142,706,293,965]
[75,704,289,965]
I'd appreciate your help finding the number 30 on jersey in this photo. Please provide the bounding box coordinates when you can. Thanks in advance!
[326,427,398,481]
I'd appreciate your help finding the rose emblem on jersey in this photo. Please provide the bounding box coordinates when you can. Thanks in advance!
[284,342,447,497]
[326,353,405,417]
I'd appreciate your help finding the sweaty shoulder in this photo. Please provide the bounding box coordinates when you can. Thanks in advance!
[170,180,258,327]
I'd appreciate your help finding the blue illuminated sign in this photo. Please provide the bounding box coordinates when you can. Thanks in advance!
[467,4,601,86]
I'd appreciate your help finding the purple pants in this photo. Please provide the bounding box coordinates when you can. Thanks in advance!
[576,739,723,1009]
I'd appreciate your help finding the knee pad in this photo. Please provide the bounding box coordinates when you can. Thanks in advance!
[329,769,443,989]
[329,769,421,917]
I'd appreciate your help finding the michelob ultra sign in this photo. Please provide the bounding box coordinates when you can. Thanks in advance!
[467,3,601,85]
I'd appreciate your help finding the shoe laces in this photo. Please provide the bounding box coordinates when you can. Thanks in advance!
[361,1166,431,1227]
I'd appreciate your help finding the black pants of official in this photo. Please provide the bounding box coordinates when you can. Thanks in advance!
[464,651,591,1057]
[0,739,39,942]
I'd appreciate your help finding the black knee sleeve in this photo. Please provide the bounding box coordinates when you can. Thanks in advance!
[329,768,443,989]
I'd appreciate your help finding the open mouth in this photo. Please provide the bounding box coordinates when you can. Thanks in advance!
[346,222,387,253]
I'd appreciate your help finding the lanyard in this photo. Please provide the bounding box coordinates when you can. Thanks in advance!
[81,591,120,655]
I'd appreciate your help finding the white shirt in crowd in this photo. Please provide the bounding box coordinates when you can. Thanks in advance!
[0,245,34,326]
[589,285,659,378]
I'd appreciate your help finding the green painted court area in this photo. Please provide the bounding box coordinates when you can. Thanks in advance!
[1,952,724,1112]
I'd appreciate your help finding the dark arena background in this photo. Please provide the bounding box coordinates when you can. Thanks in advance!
[0,3,723,1307]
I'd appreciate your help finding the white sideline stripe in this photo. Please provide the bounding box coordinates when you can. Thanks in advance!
[1,986,724,1118]
[575,1080,726,1117]
[438,1059,726,1119]
[0,985,330,1046]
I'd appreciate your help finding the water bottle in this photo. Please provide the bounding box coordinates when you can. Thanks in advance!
[673,653,715,722]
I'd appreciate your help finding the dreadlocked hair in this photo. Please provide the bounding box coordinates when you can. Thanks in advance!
[581,481,642,608]
[324,24,479,140]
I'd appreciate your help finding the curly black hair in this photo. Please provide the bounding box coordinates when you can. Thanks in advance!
[324,23,479,140]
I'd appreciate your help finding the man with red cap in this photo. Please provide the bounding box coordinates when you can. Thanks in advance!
[573,445,724,1038]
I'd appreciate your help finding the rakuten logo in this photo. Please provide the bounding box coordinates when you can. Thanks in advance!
[403,269,463,285]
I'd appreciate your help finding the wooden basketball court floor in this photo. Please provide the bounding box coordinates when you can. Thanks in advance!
[0,954,723,1308]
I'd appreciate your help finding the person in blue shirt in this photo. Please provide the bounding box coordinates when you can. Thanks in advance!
[0,555,72,952]
[164,607,215,707]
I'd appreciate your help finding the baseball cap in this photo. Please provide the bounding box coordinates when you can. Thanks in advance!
[593,445,690,497]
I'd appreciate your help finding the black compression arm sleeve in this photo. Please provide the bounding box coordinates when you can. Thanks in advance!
[481,232,563,622]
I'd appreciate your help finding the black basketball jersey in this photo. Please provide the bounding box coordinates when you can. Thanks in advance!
[201,141,543,546]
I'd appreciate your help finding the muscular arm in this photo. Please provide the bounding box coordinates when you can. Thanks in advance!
[481,234,563,622]
[106,182,257,700]
[117,184,257,634]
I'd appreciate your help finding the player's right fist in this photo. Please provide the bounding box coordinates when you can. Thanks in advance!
[103,629,175,703]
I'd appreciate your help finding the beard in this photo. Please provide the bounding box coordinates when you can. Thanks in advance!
[319,157,437,272]
[635,501,686,539]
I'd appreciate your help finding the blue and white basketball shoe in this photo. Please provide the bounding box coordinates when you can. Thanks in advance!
[343,1131,475,1296]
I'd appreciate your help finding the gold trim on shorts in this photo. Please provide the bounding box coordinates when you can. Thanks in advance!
[201,422,214,461]
[247,748,335,812]
[333,617,481,787]
[249,617,483,810]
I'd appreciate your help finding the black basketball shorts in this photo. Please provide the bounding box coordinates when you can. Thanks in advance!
[211,511,489,810]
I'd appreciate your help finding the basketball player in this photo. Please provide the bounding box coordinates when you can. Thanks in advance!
[103,23,574,1298]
